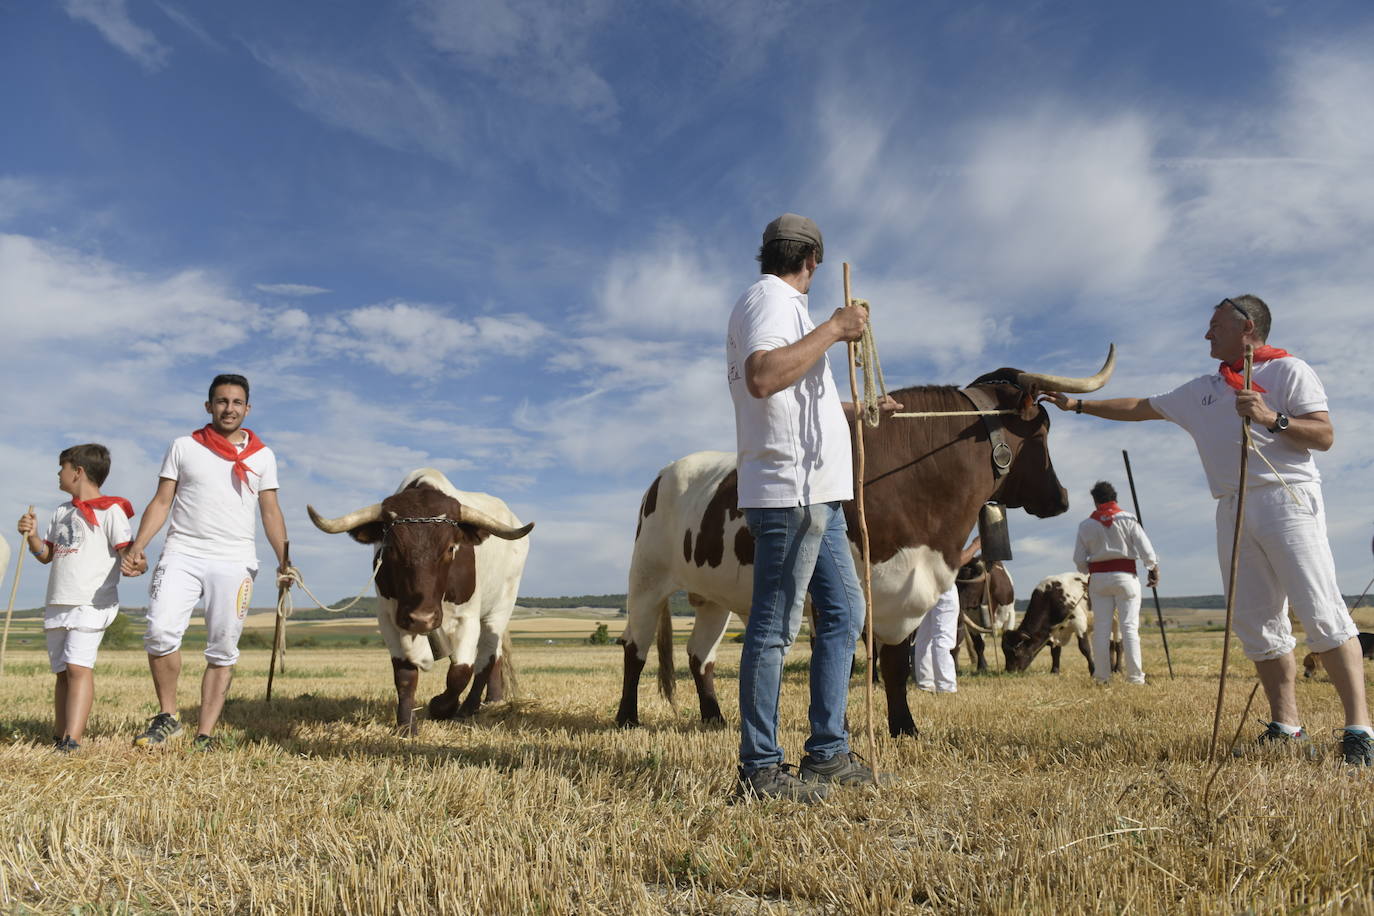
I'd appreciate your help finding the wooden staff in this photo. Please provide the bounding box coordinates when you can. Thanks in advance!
[843,263,880,775]
[1121,450,1174,678]
[1210,345,1253,759]
[0,506,35,678]
[266,540,290,702]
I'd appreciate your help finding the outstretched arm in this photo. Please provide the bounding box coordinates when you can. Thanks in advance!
[122,478,177,575]
[1042,393,1163,422]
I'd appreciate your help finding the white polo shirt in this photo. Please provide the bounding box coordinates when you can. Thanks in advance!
[726,274,853,508]
[1149,357,1327,498]
[158,435,279,565]
[44,502,132,609]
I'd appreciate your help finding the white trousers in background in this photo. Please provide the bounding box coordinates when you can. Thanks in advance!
[144,552,257,666]
[1089,572,1144,684]
[911,585,959,693]
[1216,482,1357,661]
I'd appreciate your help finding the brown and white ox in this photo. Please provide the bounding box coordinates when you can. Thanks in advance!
[616,349,1115,737]
[952,557,1016,673]
[1002,573,1121,675]
[308,468,534,735]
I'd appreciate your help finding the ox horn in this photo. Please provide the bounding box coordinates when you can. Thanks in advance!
[457,505,535,540]
[1016,343,1116,393]
[960,611,996,635]
[308,503,384,534]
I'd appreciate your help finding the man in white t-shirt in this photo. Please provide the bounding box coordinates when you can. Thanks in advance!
[1073,480,1158,685]
[1045,296,1371,765]
[726,213,900,801]
[122,374,290,750]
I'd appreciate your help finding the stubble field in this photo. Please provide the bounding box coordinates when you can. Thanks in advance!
[1,613,1372,915]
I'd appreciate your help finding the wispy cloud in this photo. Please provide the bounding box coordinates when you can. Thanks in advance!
[60,0,170,72]
[256,283,330,297]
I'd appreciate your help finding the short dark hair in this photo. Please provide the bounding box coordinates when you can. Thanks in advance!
[1090,481,1117,504]
[756,239,819,277]
[1224,294,1272,342]
[60,443,111,487]
[208,373,250,403]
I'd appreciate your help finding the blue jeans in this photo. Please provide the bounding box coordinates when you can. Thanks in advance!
[739,502,865,772]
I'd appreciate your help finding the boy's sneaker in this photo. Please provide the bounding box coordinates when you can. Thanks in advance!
[132,713,183,748]
[190,734,217,752]
[735,764,830,803]
[54,736,80,755]
[1232,721,1316,759]
[1340,728,1373,766]
[799,751,893,786]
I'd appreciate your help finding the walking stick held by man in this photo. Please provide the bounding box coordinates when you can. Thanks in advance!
[1210,345,1253,759]
[0,506,34,678]
[267,540,290,702]
[1121,450,1174,679]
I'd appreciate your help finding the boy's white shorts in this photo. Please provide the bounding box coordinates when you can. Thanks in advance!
[45,603,118,672]
[145,552,257,666]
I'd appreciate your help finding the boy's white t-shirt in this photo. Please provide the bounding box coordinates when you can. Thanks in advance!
[1149,357,1327,499]
[726,274,853,508]
[159,435,279,565]
[44,502,132,613]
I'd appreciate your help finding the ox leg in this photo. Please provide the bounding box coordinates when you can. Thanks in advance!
[1111,640,1123,673]
[391,658,420,737]
[878,639,918,738]
[1078,635,1095,676]
[428,661,474,720]
[616,580,672,728]
[970,630,988,674]
[457,655,497,718]
[686,601,732,725]
[1049,645,1062,674]
[484,654,505,701]
[616,641,649,729]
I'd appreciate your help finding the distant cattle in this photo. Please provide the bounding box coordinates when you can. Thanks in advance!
[1002,573,1121,675]
[617,350,1116,737]
[952,557,1015,673]
[308,468,534,735]
[1302,632,1374,678]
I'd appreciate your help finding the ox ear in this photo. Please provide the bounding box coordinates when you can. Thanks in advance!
[455,524,491,546]
[348,522,386,545]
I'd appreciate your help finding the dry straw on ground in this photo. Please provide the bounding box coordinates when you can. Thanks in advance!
[1,623,1371,914]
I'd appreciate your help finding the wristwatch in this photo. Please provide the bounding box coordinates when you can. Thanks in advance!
[1267,412,1289,433]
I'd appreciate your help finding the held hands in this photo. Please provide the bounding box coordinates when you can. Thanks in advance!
[121,547,148,577]
[828,302,869,342]
[1233,390,1278,427]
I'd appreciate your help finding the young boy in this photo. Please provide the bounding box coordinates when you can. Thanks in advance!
[16,444,135,753]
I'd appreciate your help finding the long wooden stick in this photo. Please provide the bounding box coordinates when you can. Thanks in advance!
[0,506,35,678]
[1210,346,1253,759]
[1121,450,1174,679]
[843,263,879,774]
[266,540,290,702]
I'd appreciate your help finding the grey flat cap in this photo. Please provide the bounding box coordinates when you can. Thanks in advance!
[762,213,823,262]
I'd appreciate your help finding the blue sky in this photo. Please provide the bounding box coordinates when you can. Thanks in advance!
[3,0,1374,610]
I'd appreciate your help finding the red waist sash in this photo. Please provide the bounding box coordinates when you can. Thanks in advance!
[1089,559,1137,575]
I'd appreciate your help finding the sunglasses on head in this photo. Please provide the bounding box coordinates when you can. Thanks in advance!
[1220,297,1250,321]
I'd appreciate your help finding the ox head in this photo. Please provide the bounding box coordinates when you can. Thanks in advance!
[969,345,1116,520]
[308,485,533,635]
[1003,575,1084,671]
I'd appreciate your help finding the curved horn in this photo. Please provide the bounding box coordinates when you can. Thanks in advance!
[1017,344,1116,394]
[308,503,384,534]
[960,611,996,635]
[457,504,535,540]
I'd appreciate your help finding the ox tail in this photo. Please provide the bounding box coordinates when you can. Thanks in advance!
[655,597,677,706]
[500,629,519,700]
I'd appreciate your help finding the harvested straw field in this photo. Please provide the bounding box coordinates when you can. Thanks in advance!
[2,616,1372,914]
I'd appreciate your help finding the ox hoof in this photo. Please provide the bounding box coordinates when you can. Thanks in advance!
[888,723,920,739]
[700,714,727,729]
[616,715,641,729]
[428,697,460,721]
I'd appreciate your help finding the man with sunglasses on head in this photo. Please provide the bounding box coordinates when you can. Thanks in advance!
[1042,295,1372,766]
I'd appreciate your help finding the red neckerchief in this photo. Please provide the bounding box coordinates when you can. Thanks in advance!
[1089,501,1124,528]
[191,424,267,492]
[1219,346,1290,394]
[71,496,135,528]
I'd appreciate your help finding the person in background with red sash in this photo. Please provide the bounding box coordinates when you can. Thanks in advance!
[1073,480,1158,685]
[15,443,135,753]
[121,374,290,751]
[1044,295,1372,766]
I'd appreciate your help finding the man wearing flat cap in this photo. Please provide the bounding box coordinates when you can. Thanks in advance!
[725,213,892,801]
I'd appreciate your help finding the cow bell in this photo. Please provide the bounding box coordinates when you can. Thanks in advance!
[979,502,1013,562]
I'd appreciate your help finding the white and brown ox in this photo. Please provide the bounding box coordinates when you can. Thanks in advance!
[1002,573,1122,675]
[308,468,533,735]
[616,349,1115,737]
[952,557,1016,673]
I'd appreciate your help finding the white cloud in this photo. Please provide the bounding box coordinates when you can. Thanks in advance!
[256,283,330,297]
[60,0,170,72]
[596,230,735,337]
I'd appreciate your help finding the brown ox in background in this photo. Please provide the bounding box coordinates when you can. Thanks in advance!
[309,468,534,735]
[1302,632,1374,678]
[952,556,1015,673]
[1002,573,1122,675]
[617,349,1115,737]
